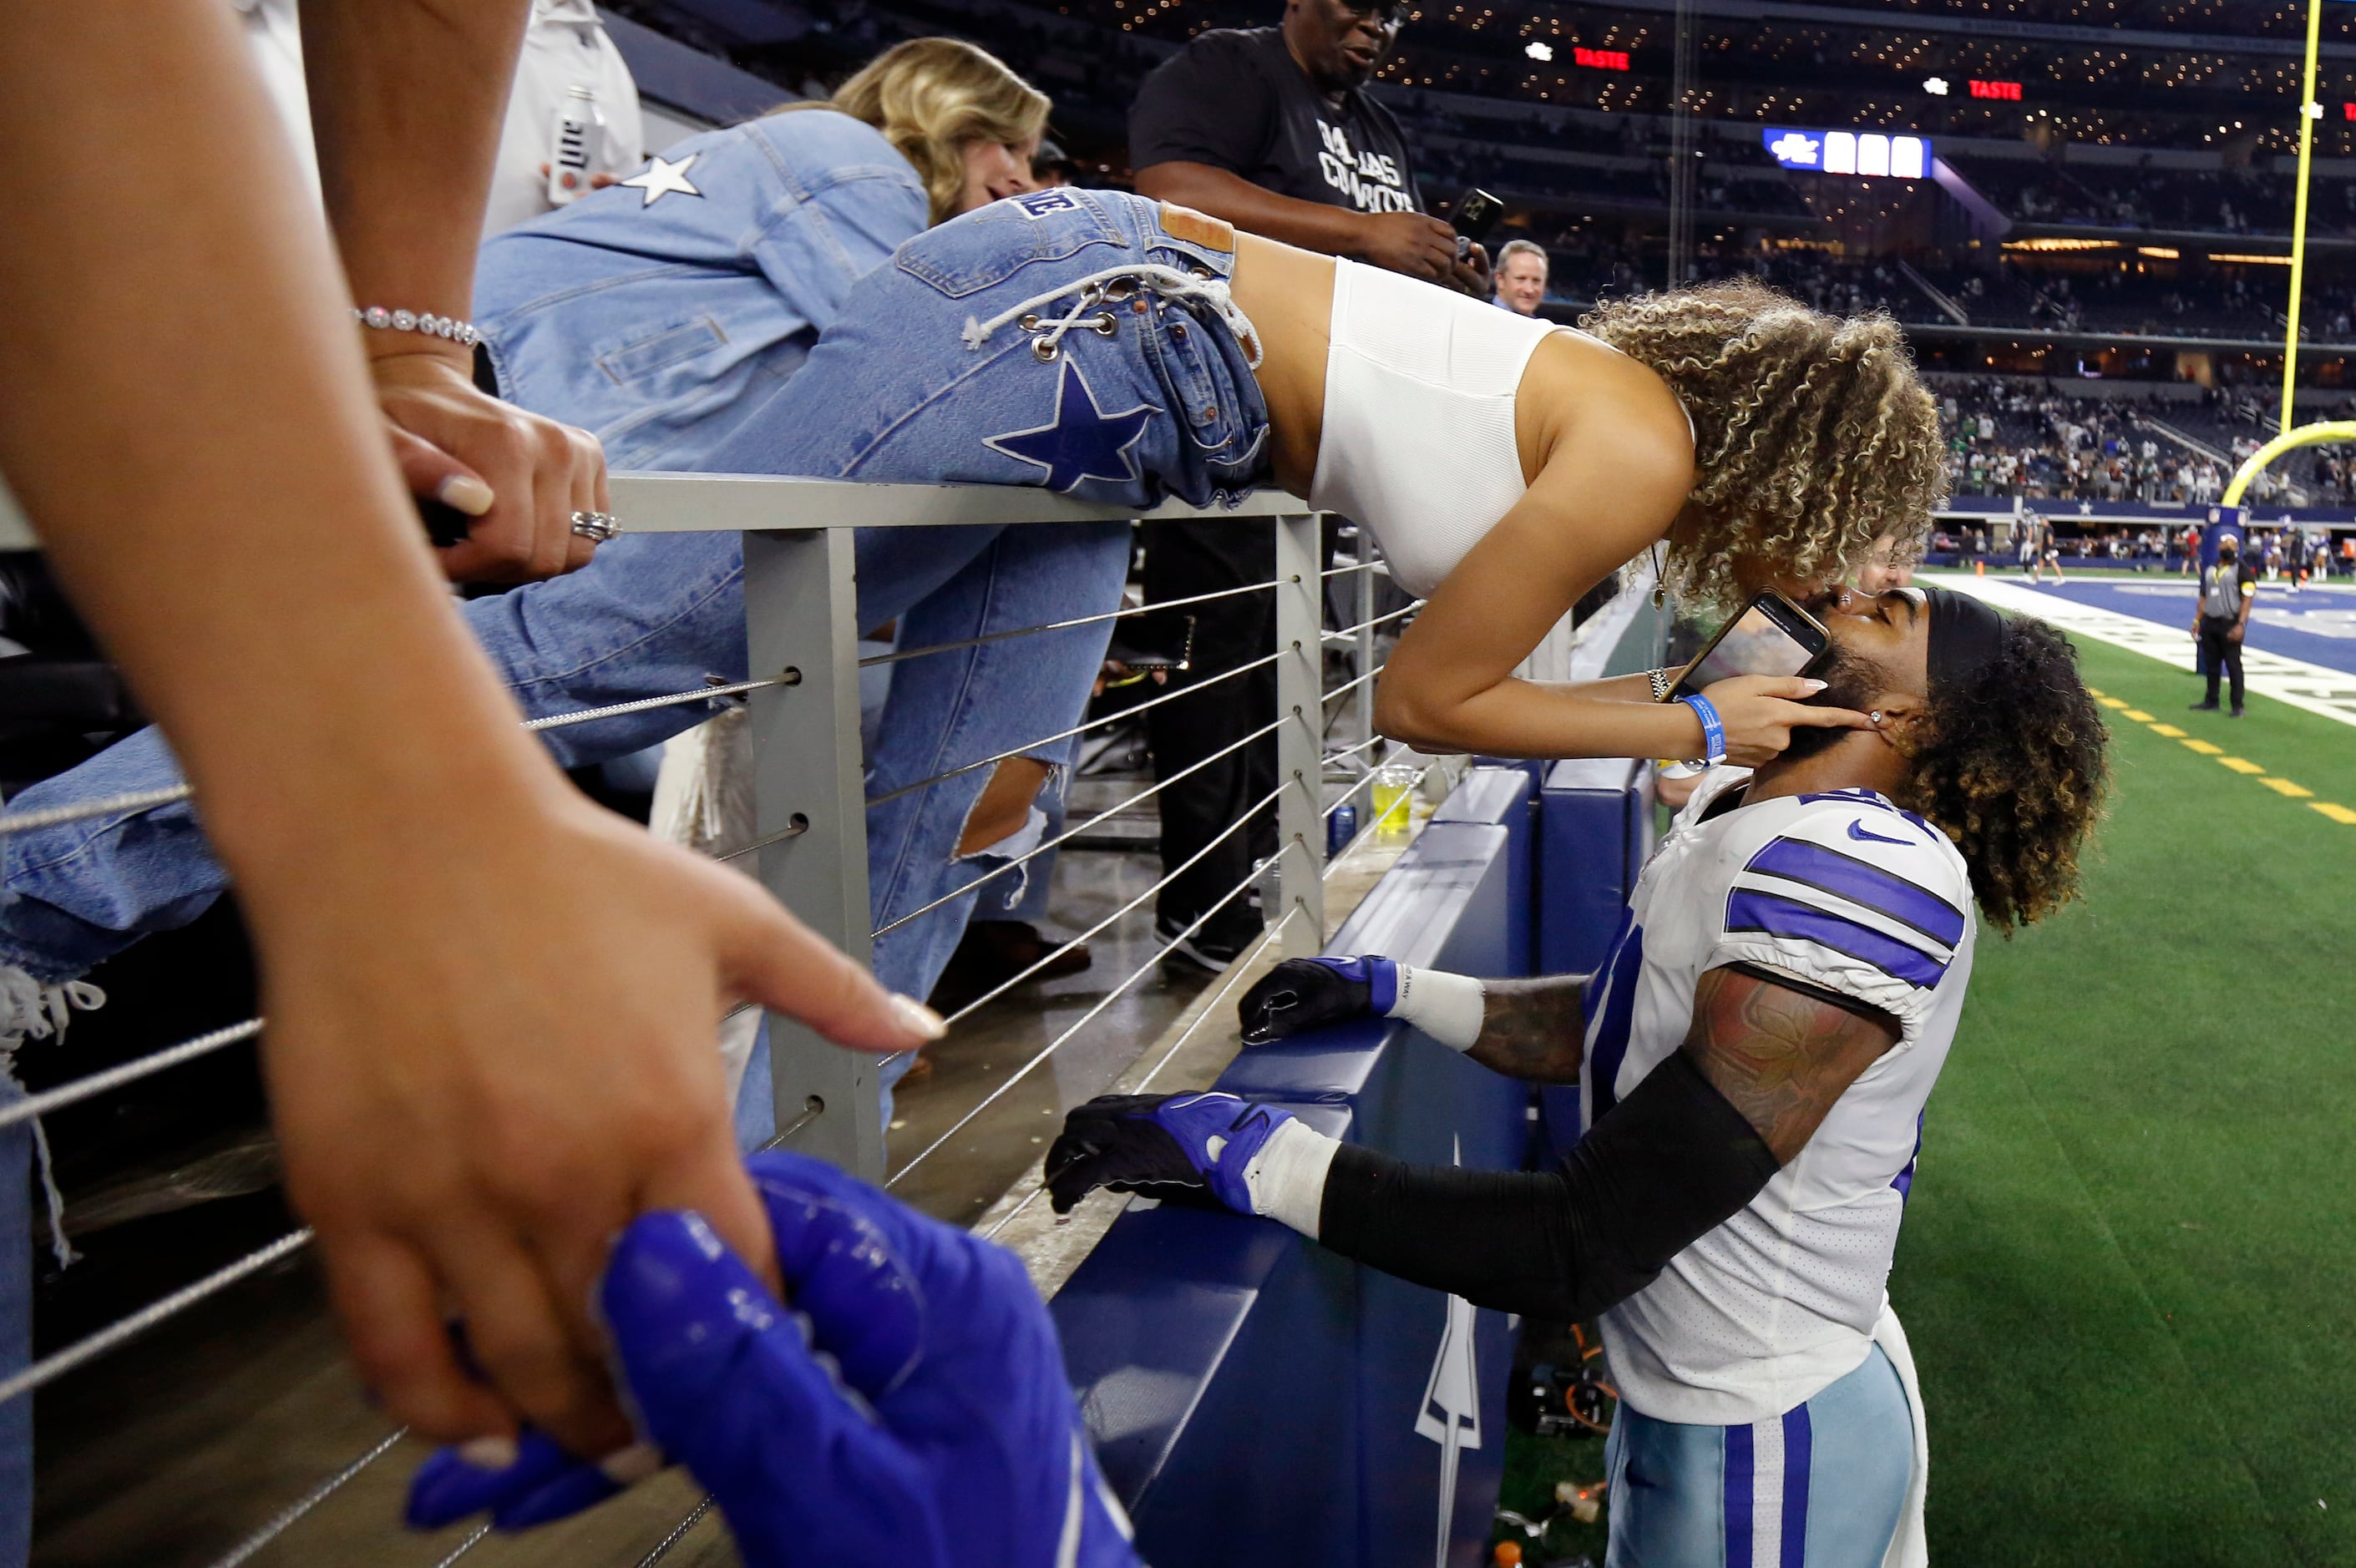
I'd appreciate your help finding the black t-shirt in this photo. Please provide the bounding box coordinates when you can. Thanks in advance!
[1128,27,1423,215]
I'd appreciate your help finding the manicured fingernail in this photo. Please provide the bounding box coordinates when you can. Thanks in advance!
[1803,679,1827,691]
[458,1434,519,1469]
[891,994,948,1040]
[438,474,496,516]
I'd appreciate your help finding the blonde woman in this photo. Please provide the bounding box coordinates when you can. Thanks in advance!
[0,41,1084,1133]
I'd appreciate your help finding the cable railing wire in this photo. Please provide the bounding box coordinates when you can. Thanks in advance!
[885,819,1286,1190]
[0,1227,314,1407]
[432,1523,495,1567]
[859,576,1285,670]
[1322,601,1421,642]
[0,1017,265,1135]
[0,784,194,837]
[870,711,1290,940]
[864,641,1291,811]
[202,1427,410,1568]
[0,678,785,839]
[636,1495,718,1566]
[1320,658,1391,709]
[522,675,787,733]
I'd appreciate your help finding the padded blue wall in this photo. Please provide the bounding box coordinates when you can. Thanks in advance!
[1053,767,1538,1568]
[1536,757,1656,1163]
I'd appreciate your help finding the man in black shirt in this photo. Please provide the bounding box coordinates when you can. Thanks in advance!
[1126,0,1484,969]
[1130,4,1479,287]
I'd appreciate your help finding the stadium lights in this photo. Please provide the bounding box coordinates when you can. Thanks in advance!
[1923,76,1950,94]
[1526,39,1551,58]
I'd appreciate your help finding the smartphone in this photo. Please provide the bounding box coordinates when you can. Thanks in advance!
[1453,188,1505,250]
[1664,590,1831,703]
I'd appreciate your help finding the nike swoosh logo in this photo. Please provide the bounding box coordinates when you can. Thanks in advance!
[1847,818,1913,847]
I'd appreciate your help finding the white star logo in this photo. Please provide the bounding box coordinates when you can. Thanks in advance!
[619,153,702,208]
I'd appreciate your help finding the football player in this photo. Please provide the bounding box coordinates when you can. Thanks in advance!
[1046,587,2108,1567]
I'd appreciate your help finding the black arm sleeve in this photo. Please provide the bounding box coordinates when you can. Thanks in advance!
[1316,1050,1781,1321]
[1128,35,1271,175]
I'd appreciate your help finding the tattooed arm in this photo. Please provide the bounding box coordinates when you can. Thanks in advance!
[1462,974,1590,1085]
[1269,964,1895,1319]
[1680,964,1900,1164]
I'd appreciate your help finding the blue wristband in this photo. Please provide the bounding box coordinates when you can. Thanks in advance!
[1679,693,1727,766]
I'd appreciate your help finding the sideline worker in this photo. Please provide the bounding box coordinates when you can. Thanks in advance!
[2191,532,2254,717]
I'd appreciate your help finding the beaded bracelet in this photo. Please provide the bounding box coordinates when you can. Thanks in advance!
[354,306,481,349]
[1677,692,1727,766]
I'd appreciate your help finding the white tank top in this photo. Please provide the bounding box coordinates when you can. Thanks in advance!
[1307,260,1560,596]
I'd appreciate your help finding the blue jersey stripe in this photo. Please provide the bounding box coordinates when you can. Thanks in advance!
[1781,1404,1813,1568]
[1745,837,1966,948]
[1892,1110,1925,1200]
[1586,913,1644,1122]
[1725,1421,1755,1568]
[1725,889,1950,989]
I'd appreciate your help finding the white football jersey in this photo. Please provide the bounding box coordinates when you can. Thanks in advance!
[1579,766,1976,1425]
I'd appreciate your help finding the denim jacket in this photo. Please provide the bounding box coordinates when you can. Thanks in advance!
[474,109,929,470]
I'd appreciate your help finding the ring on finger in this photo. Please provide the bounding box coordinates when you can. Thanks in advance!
[569,510,620,543]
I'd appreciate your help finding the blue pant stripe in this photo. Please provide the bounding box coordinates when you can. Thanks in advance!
[1725,1421,1755,1568]
[1780,1404,1813,1568]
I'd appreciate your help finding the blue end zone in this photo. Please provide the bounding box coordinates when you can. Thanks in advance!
[1051,766,1541,1567]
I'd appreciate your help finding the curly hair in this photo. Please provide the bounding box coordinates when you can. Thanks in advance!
[773,40,1050,226]
[1581,279,1948,609]
[1890,615,2109,933]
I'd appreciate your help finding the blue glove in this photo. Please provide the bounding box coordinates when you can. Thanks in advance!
[408,1151,1142,1568]
[1042,1091,1297,1215]
[1236,956,1396,1045]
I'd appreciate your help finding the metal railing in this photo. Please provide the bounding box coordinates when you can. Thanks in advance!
[0,470,1430,1564]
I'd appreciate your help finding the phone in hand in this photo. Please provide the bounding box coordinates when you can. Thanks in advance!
[1663,590,1832,703]
[1452,188,1504,253]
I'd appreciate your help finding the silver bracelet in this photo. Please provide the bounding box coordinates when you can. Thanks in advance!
[1647,666,1675,702]
[354,306,481,348]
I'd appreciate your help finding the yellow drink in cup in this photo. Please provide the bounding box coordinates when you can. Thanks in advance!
[1372,764,1416,839]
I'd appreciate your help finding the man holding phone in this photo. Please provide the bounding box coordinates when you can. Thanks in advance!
[1125,0,1491,967]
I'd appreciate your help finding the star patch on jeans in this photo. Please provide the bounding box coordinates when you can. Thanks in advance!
[983,360,1158,493]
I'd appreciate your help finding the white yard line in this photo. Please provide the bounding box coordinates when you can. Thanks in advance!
[1930,574,2356,731]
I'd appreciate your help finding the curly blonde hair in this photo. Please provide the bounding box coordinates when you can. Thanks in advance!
[773,39,1050,226]
[1582,278,1948,609]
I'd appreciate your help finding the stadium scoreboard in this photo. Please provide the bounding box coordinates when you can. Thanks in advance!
[1762,127,1932,180]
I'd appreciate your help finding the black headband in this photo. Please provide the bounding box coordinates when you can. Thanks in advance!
[1922,586,2004,698]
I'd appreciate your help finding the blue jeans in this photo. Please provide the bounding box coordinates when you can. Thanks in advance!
[1601,1345,1912,1568]
[0,190,1266,1122]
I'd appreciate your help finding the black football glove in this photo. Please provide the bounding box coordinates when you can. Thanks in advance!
[1042,1093,1296,1215]
[1235,956,1392,1045]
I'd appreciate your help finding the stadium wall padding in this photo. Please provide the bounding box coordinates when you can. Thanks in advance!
[1053,766,1540,1568]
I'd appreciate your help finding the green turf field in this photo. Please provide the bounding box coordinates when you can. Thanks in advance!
[1495,634,2356,1567]
[1896,635,2356,1565]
